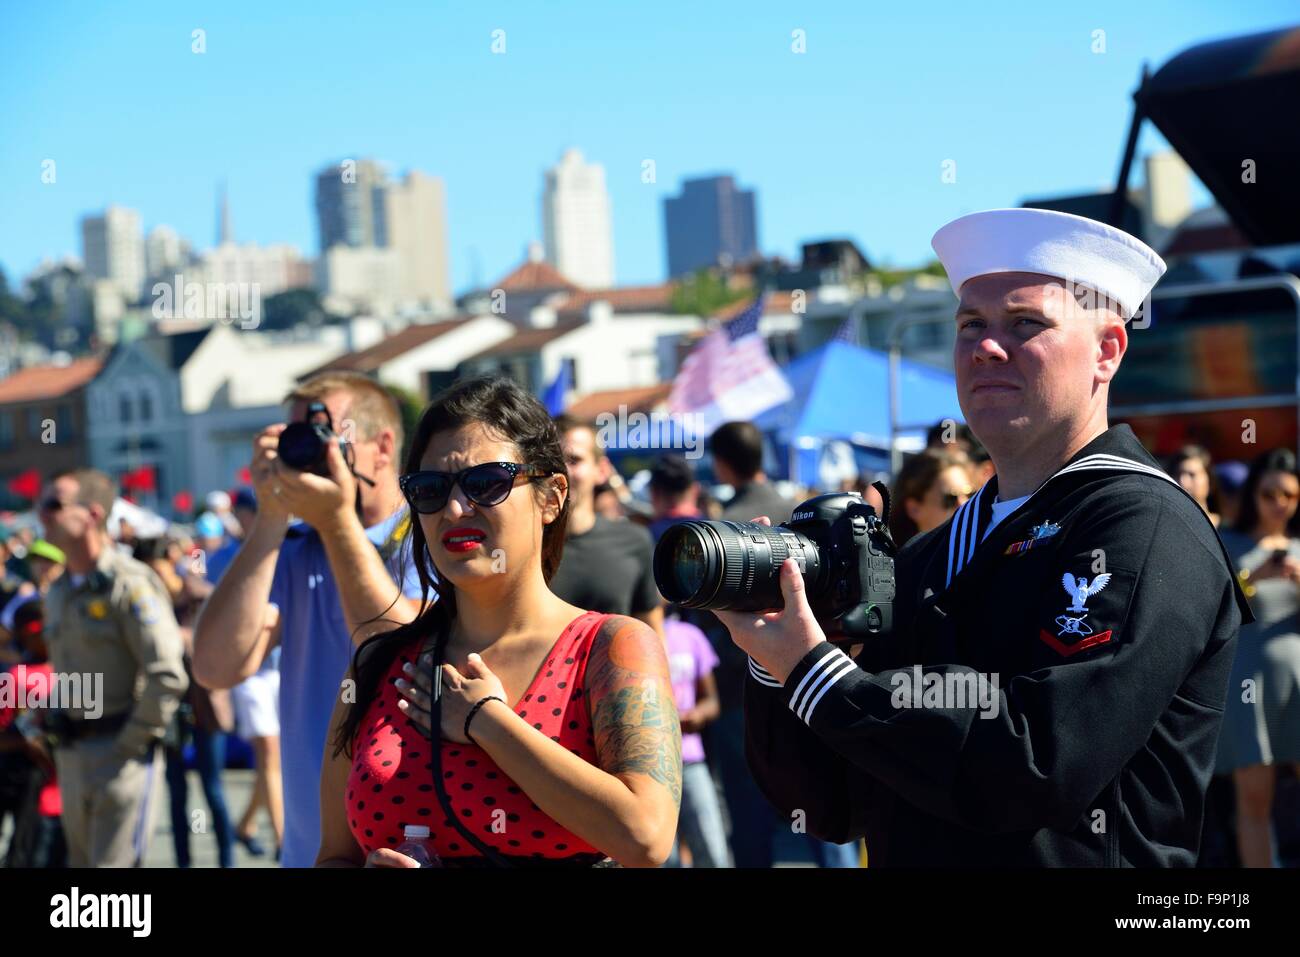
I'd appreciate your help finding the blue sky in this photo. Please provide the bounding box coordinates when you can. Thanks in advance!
[1,1,1294,295]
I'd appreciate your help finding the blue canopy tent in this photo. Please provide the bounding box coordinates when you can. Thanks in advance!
[753,340,963,487]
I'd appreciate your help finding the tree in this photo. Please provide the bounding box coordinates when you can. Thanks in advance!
[670,268,750,316]
[382,382,427,463]
[260,288,337,331]
[0,266,29,329]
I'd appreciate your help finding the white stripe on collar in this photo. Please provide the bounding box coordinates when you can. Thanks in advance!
[946,484,985,588]
[942,450,1175,588]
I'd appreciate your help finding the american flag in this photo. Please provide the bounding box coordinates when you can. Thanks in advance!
[667,294,793,435]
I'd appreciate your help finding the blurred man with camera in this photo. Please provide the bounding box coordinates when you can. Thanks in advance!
[716,209,1254,866]
[193,372,425,867]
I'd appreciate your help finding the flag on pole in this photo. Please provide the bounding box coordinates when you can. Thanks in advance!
[542,360,571,416]
[667,294,793,435]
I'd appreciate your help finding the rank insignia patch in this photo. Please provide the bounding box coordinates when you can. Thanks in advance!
[1039,627,1113,657]
[1038,570,1116,656]
[1005,519,1062,555]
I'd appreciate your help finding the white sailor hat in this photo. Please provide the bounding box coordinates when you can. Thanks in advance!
[930,208,1166,319]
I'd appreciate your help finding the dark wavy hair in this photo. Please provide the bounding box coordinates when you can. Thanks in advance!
[331,376,570,759]
[1233,447,1300,536]
[888,448,968,547]
[1162,444,1221,518]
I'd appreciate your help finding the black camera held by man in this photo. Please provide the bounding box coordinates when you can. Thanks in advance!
[277,400,360,480]
[653,488,896,641]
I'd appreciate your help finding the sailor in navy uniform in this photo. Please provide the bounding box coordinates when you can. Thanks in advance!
[720,208,1254,867]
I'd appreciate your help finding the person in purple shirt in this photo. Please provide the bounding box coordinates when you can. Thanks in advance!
[663,614,730,867]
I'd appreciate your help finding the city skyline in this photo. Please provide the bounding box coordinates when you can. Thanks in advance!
[2,3,1294,295]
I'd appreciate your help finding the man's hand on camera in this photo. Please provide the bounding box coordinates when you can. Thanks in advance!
[270,436,358,532]
[250,424,292,525]
[714,515,828,685]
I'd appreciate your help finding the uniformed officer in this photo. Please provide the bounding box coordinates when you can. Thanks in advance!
[38,468,187,867]
[721,208,1254,866]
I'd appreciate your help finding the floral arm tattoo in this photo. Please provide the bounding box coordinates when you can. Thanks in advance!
[586,616,682,807]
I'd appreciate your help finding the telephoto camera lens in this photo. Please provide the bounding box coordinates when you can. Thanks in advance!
[654,520,823,612]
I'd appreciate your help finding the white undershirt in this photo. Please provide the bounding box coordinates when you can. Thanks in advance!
[982,494,1031,541]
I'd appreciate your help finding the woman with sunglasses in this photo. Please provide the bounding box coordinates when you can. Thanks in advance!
[887,448,973,547]
[1215,447,1300,867]
[316,376,681,868]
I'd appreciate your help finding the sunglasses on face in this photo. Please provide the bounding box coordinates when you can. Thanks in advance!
[399,462,550,515]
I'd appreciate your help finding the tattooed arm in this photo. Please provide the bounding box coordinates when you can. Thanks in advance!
[464,615,681,867]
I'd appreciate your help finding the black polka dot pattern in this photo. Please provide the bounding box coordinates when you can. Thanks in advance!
[344,614,609,861]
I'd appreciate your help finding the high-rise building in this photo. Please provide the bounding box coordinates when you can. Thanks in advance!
[146,225,188,283]
[81,206,145,302]
[663,174,758,278]
[314,158,389,252]
[385,170,452,309]
[542,148,614,288]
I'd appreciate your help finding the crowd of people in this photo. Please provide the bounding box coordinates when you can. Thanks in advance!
[0,370,1296,867]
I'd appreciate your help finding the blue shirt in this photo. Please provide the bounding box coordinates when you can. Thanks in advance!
[207,538,282,673]
[204,538,239,584]
[270,508,427,867]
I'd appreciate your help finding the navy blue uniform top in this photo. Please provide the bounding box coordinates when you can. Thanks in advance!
[744,425,1254,866]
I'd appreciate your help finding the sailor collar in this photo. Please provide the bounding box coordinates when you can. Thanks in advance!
[944,425,1180,589]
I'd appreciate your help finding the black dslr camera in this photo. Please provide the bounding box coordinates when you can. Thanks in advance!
[277,400,354,477]
[653,490,896,641]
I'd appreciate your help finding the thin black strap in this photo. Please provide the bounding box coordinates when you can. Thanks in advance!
[428,628,515,868]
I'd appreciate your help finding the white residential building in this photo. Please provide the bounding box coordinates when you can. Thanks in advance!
[302,314,515,399]
[87,323,359,503]
[460,300,701,397]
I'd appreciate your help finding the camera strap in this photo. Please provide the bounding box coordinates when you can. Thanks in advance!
[871,480,892,526]
[427,628,515,868]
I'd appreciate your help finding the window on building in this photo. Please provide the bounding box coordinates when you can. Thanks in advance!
[26,408,42,439]
[140,389,153,423]
[0,413,13,452]
[120,392,133,424]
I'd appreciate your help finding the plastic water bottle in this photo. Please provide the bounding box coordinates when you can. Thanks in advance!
[394,825,442,868]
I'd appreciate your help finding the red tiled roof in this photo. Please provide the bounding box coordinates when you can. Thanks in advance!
[565,383,673,420]
[466,319,587,360]
[0,357,103,405]
[493,259,582,293]
[558,284,674,314]
[303,319,468,378]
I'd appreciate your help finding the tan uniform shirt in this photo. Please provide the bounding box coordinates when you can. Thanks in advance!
[44,545,188,759]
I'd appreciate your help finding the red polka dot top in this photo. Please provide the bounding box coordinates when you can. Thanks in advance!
[346,610,615,866]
